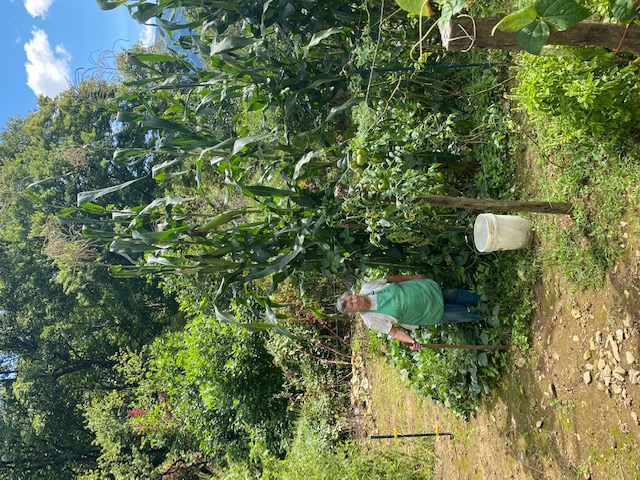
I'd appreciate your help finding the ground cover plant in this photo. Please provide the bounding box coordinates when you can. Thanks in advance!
[512,47,640,288]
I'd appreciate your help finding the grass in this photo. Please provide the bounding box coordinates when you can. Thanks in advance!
[527,134,640,290]
[510,48,640,290]
[361,357,437,476]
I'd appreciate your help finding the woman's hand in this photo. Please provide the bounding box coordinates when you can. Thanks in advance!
[413,274,426,279]
[410,341,423,351]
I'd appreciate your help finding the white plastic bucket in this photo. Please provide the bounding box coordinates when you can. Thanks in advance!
[473,213,532,253]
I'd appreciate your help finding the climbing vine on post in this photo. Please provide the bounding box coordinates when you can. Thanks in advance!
[492,0,591,54]
[492,0,640,54]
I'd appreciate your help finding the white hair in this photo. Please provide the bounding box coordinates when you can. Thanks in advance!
[336,292,352,315]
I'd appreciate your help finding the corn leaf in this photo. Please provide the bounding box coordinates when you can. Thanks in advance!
[77,177,146,206]
[241,185,297,197]
[243,244,303,282]
[325,97,364,123]
[96,0,128,10]
[303,27,345,57]
[210,37,256,55]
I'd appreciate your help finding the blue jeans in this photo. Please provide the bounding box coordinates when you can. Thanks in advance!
[441,289,482,324]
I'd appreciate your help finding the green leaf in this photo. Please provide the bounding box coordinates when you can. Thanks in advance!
[293,150,324,180]
[79,202,106,214]
[131,3,163,23]
[325,97,364,123]
[396,0,434,16]
[131,228,186,244]
[534,0,591,30]
[194,210,247,233]
[515,19,550,54]
[243,245,304,282]
[115,111,142,123]
[138,195,191,215]
[241,185,297,198]
[303,27,345,57]
[477,352,488,367]
[146,254,190,266]
[23,188,44,205]
[108,265,149,278]
[59,216,112,225]
[230,134,270,156]
[113,148,148,161]
[492,6,538,34]
[264,304,277,324]
[215,306,278,332]
[81,226,118,239]
[210,37,256,55]
[184,255,239,268]
[437,0,465,28]
[77,177,146,206]
[152,156,186,178]
[142,116,193,134]
[125,53,159,73]
[610,0,637,21]
[109,238,157,255]
[56,207,77,218]
[308,306,330,319]
[95,0,127,10]
[153,171,188,181]
[307,27,345,48]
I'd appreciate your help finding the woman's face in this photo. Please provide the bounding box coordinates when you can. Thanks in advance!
[344,295,369,313]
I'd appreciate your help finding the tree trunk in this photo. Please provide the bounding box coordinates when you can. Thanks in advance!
[411,195,573,214]
[441,17,640,55]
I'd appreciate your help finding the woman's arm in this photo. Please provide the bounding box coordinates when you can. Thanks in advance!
[385,274,426,283]
[389,326,421,350]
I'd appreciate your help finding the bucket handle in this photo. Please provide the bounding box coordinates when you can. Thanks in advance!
[464,225,494,256]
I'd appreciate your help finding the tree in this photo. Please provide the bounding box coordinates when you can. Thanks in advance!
[0,79,177,478]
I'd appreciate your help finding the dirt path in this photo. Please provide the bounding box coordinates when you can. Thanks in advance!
[357,232,640,479]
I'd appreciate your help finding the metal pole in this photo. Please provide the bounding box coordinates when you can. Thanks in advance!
[370,432,454,439]
[347,61,492,75]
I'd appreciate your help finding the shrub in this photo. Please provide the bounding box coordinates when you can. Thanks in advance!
[219,398,435,480]
[140,315,292,465]
[513,49,640,147]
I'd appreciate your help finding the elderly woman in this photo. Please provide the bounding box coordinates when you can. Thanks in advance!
[336,274,482,350]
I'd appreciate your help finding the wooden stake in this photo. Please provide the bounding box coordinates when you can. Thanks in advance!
[415,342,509,350]
[412,194,572,215]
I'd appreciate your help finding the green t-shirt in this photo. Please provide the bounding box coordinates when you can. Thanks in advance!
[364,279,444,326]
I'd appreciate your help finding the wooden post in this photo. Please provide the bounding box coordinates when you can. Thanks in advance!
[441,16,640,56]
[416,343,509,350]
[412,195,573,214]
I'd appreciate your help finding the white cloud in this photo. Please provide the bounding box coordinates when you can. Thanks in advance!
[24,0,55,18]
[139,25,156,47]
[24,29,71,98]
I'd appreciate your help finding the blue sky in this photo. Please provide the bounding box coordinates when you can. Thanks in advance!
[1,0,155,126]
